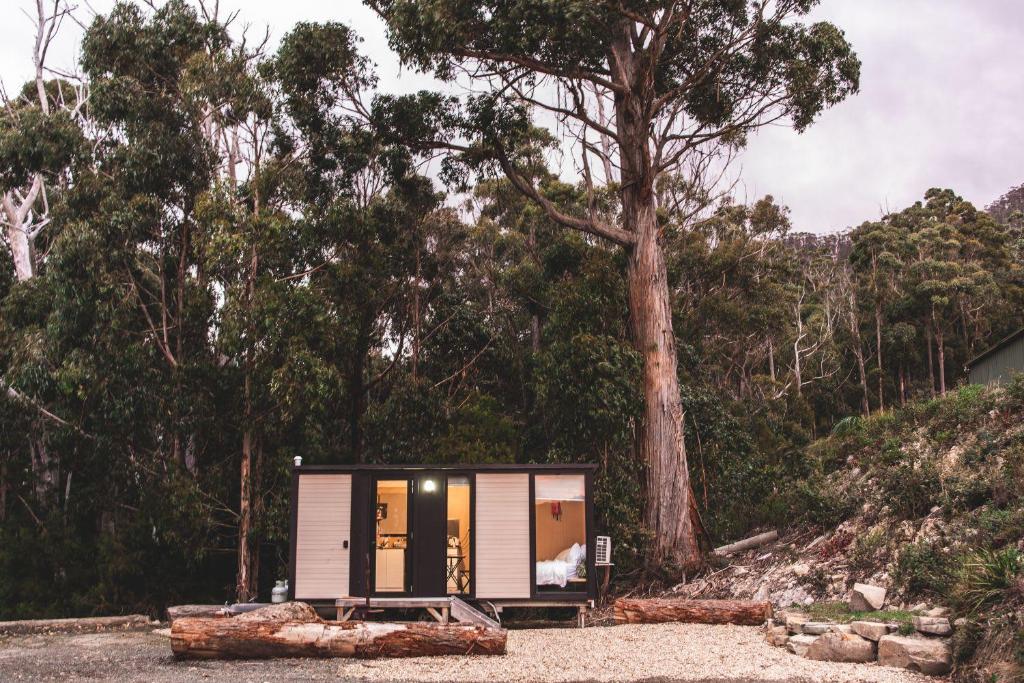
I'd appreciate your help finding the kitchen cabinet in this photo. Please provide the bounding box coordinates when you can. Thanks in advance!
[375,548,405,592]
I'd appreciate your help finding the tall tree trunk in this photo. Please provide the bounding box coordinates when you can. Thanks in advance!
[847,289,869,415]
[935,326,947,397]
[899,365,906,406]
[236,384,256,602]
[625,205,701,572]
[412,248,421,380]
[793,323,803,397]
[350,355,366,463]
[236,245,260,602]
[926,325,936,399]
[874,301,884,412]
[610,30,702,570]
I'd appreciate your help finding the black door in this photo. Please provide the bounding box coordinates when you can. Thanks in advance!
[412,471,446,596]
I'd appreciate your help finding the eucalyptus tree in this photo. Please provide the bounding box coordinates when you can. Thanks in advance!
[0,0,83,284]
[0,0,87,511]
[369,0,860,569]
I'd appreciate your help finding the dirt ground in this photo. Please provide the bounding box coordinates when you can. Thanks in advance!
[0,624,937,683]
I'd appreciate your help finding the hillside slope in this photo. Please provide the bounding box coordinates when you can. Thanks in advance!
[679,380,1024,682]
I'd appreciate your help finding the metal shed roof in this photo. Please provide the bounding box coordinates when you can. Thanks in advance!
[966,327,1024,368]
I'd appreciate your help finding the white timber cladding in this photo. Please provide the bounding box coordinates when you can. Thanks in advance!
[475,473,531,598]
[295,474,351,599]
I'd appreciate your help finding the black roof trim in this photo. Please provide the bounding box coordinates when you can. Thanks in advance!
[967,327,1024,368]
[294,463,599,472]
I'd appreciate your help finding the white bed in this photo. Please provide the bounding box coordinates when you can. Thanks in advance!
[536,543,585,587]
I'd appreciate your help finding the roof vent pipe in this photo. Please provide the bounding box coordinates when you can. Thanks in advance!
[293,456,302,468]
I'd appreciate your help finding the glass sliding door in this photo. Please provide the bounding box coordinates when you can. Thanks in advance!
[534,474,587,593]
[445,476,471,594]
[373,479,410,593]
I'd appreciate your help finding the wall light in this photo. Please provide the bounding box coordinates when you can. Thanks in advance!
[422,479,437,493]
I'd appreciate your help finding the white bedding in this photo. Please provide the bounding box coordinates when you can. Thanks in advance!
[535,559,576,587]
[537,543,586,587]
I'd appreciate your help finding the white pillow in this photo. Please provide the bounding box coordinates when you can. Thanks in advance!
[568,543,585,565]
[555,547,573,562]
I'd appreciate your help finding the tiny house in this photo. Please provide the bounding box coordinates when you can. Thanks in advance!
[288,463,598,610]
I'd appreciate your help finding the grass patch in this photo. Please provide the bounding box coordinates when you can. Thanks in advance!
[802,601,916,625]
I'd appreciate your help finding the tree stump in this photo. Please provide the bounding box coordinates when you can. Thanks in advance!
[613,598,771,626]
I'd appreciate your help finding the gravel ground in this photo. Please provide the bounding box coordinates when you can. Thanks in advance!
[0,624,938,683]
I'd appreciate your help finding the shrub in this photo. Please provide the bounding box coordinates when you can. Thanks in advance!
[878,458,942,519]
[831,415,862,438]
[1005,372,1024,409]
[893,541,959,598]
[974,508,1024,548]
[849,529,888,574]
[954,547,1024,614]
[787,476,857,529]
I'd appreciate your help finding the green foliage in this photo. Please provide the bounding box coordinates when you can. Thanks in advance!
[831,415,863,438]
[804,601,915,625]
[893,541,959,598]
[954,548,1024,614]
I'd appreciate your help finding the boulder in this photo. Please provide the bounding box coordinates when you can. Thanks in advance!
[850,621,895,641]
[913,616,952,636]
[924,607,950,618]
[787,634,819,657]
[765,625,789,647]
[802,622,834,635]
[878,634,952,675]
[805,631,876,663]
[849,583,887,611]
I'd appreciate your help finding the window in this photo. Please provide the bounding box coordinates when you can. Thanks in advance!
[534,474,586,592]
[446,476,471,593]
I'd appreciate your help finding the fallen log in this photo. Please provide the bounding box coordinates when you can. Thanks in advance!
[0,614,152,636]
[613,598,772,626]
[170,602,506,659]
[166,605,227,623]
[713,530,778,556]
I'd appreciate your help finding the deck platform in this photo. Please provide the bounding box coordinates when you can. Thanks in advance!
[334,596,501,628]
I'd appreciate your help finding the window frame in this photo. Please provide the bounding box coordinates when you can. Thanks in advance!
[528,470,595,600]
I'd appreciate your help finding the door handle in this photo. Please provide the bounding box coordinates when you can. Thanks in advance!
[343,540,349,549]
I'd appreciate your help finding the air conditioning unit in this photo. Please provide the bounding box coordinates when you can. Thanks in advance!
[595,535,612,565]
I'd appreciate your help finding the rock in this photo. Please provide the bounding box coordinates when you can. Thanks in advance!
[791,562,811,577]
[913,616,952,636]
[953,617,967,627]
[787,634,819,657]
[851,621,894,641]
[924,607,950,618]
[805,631,877,663]
[849,583,887,611]
[878,634,952,675]
[785,614,809,635]
[765,625,789,647]
[909,602,929,613]
[802,622,833,635]
[151,627,172,637]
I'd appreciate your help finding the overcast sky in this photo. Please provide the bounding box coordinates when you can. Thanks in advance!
[2,0,1022,234]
